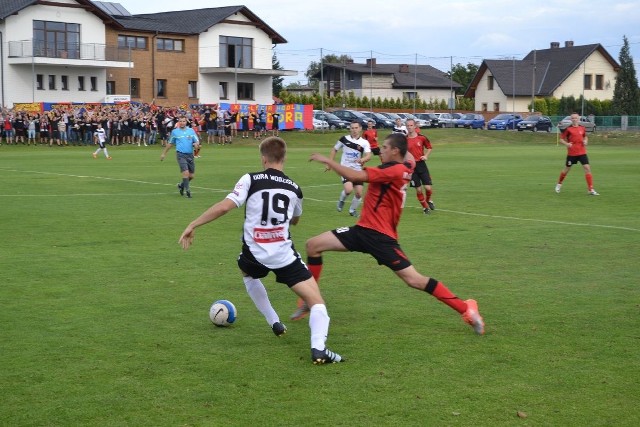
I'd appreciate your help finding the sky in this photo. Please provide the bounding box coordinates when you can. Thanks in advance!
[114,0,640,86]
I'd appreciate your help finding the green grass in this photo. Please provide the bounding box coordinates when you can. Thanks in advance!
[1,130,639,426]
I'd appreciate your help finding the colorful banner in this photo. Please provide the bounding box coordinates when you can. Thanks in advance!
[13,102,43,114]
[211,103,313,130]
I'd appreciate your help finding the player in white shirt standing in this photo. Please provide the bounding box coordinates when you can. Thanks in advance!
[178,137,343,365]
[329,121,372,218]
[91,122,111,160]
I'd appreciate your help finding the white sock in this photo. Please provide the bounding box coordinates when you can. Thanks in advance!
[103,148,109,157]
[350,196,361,212]
[93,148,100,155]
[309,303,330,350]
[243,276,279,326]
[339,190,347,202]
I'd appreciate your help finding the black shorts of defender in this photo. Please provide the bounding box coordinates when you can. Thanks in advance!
[331,225,412,271]
[371,147,381,156]
[237,244,312,287]
[410,160,432,187]
[565,154,590,167]
[341,176,364,186]
[177,152,195,173]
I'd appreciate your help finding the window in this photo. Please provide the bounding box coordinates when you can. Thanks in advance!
[347,71,354,81]
[118,35,147,50]
[493,102,500,112]
[33,20,80,59]
[130,78,140,98]
[61,75,69,90]
[90,77,97,91]
[49,75,56,90]
[403,91,417,100]
[595,74,604,90]
[584,74,592,90]
[219,36,252,68]
[106,81,115,95]
[188,81,198,98]
[36,74,44,90]
[78,76,85,91]
[487,75,494,90]
[237,82,254,100]
[219,82,228,99]
[157,79,167,98]
[481,103,488,112]
[156,38,183,52]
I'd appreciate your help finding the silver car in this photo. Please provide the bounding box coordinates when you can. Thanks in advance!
[557,115,596,132]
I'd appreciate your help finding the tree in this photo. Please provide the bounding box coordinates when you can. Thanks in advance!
[447,62,479,95]
[305,54,353,89]
[272,52,284,97]
[612,35,640,115]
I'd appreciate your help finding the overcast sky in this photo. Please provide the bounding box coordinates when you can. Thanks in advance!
[114,0,640,85]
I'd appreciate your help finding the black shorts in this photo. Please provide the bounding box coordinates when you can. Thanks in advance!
[331,225,412,271]
[176,152,195,173]
[371,147,380,156]
[565,154,589,167]
[410,160,432,187]
[237,244,312,287]
[341,176,364,186]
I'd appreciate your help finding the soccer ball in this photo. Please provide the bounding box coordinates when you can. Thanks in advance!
[209,300,237,327]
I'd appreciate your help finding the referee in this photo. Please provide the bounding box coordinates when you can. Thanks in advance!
[160,116,200,198]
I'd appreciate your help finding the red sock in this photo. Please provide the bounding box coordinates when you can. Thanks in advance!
[585,173,593,190]
[426,189,433,202]
[558,172,567,184]
[307,257,323,282]
[416,193,428,208]
[426,279,467,314]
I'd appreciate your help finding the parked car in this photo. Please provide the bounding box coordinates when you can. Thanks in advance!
[435,113,456,128]
[378,112,405,124]
[455,113,486,129]
[557,115,597,132]
[487,113,523,130]
[313,118,329,130]
[360,111,395,128]
[395,113,429,128]
[314,112,349,130]
[517,115,553,132]
[414,113,439,128]
[331,109,370,128]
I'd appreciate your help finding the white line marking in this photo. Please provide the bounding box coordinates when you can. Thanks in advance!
[2,167,637,232]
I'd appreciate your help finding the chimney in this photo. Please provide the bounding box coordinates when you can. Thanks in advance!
[399,64,409,73]
[550,42,560,49]
[366,58,377,67]
[565,40,574,48]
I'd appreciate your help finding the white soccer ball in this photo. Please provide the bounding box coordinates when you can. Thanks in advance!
[209,300,237,327]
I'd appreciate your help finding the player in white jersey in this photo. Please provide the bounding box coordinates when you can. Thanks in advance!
[329,121,371,218]
[91,122,111,160]
[178,137,343,365]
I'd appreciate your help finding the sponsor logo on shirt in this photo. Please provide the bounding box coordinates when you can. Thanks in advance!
[253,227,286,243]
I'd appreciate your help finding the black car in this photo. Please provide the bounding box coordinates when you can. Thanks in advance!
[414,113,439,128]
[313,112,349,130]
[361,112,394,128]
[331,110,370,128]
[517,115,553,132]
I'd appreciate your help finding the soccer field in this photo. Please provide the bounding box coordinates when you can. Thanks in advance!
[1,130,639,426]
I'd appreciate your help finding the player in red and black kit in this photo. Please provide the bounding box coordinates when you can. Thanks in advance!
[555,113,599,195]
[362,119,380,157]
[406,119,435,213]
[290,132,485,335]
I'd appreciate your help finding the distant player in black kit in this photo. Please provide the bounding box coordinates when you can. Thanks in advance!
[179,137,343,364]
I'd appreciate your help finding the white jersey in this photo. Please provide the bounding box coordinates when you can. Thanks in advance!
[95,128,106,143]
[333,135,371,171]
[226,168,303,269]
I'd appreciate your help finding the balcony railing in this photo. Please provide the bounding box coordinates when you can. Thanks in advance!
[8,40,132,62]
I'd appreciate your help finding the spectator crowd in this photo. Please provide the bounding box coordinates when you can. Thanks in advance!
[0,103,275,147]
